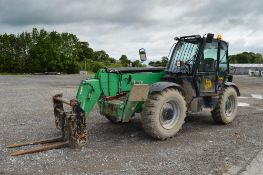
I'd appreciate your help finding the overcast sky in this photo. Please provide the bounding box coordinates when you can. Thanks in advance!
[0,0,262,60]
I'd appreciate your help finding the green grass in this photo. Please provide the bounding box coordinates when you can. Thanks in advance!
[0,72,26,75]
[0,71,95,76]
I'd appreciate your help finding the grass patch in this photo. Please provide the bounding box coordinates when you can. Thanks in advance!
[0,72,26,75]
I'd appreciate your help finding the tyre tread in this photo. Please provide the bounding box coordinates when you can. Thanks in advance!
[141,88,187,140]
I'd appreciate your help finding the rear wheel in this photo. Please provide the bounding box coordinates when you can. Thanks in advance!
[141,88,187,140]
[211,87,238,124]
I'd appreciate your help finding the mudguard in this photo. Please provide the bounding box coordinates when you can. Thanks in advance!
[149,82,184,95]
[224,82,240,96]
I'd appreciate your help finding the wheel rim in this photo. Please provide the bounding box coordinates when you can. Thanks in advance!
[160,100,180,129]
[225,95,235,117]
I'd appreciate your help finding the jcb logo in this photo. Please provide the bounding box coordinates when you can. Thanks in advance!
[204,79,212,90]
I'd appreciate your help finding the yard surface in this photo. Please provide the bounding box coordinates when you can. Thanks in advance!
[0,75,263,175]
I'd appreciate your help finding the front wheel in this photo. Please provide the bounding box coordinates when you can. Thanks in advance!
[141,88,187,140]
[211,87,238,124]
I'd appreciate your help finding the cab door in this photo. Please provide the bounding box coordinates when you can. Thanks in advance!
[217,41,229,86]
[197,40,219,95]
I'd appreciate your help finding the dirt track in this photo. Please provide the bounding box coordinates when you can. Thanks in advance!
[0,75,263,175]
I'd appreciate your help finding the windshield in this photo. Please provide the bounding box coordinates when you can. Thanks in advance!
[168,40,200,73]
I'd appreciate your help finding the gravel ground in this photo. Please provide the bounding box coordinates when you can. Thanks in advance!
[0,75,263,175]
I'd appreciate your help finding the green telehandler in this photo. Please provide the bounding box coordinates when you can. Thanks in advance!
[8,33,240,156]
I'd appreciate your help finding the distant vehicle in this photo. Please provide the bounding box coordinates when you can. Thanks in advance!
[249,69,261,77]
[32,72,61,75]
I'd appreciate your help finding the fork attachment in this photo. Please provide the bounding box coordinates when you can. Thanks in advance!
[7,94,89,156]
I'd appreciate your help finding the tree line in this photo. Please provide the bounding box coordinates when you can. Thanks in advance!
[149,56,169,67]
[229,52,263,64]
[148,52,263,67]
[1,28,262,73]
[0,28,142,73]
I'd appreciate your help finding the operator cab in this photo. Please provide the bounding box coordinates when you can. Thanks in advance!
[160,34,233,112]
[167,34,229,76]
[166,34,230,94]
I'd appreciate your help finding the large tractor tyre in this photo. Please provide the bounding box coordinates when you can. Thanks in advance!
[141,88,187,140]
[211,87,238,124]
[104,115,122,124]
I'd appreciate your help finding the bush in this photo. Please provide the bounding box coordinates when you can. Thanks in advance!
[91,61,106,72]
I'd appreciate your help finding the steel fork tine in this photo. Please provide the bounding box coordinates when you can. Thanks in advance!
[10,140,69,156]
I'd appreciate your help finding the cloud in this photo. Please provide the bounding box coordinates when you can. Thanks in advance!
[0,0,262,60]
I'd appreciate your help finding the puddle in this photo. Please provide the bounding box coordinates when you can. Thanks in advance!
[251,94,263,99]
[238,103,250,107]
[238,96,249,99]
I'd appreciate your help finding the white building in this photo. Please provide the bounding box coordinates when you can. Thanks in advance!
[230,64,263,75]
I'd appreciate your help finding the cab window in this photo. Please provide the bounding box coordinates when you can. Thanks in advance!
[219,42,228,74]
[199,41,218,72]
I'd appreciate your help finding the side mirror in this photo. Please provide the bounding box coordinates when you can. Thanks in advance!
[206,33,214,43]
[139,48,147,62]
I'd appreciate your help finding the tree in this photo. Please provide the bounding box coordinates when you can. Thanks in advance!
[0,28,150,73]
[148,56,168,67]
[0,28,82,73]
[161,56,169,66]
[133,60,143,67]
[149,61,155,67]
[119,55,131,66]
[79,42,94,61]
